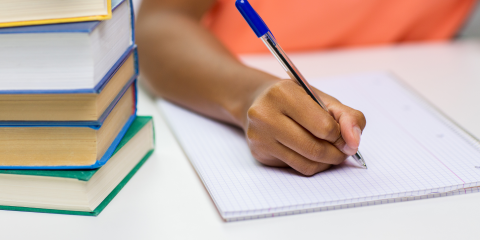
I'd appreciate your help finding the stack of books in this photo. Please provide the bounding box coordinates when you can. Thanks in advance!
[0,0,154,216]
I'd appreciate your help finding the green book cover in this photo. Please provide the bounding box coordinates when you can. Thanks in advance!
[0,116,155,216]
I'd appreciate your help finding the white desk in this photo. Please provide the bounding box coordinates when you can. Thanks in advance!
[2,40,480,240]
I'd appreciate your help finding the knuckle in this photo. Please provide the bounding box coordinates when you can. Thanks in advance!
[246,106,269,125]
[321,119,334,132]
[298,166,316,176]
[318,163,332,172]
[298,163,323,176]
[352,110,366,123]
[245,127,257,142]
[305,141,325,161]
[321,120,340,139]
[250,150,287,167]
[267,81,294,99]
[250,149,264,161]
[332,97,341,104]
[266,82,283,99]
[333,155,348,165]
[246,106,261,120]
[245,127,267,147]
[247,101,281,129]
[333,137,346,150]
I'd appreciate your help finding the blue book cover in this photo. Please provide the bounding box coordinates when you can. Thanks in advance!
[0,114,138,170]
[0,0,130,35]
[0,47,139,128]
[0,0,139,169]
[0,0,136,94]
[0,0,138,128]
[0,83,138,170]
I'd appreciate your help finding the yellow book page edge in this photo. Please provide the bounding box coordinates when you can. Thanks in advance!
[0,0,112,28]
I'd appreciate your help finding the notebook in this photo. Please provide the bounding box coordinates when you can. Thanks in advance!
[158,72,480,222]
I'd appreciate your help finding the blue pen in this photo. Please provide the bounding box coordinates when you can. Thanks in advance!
[235,0,367,169]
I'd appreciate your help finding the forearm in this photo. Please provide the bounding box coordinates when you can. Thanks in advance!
[136,9,278,128]
[136,0,367,176]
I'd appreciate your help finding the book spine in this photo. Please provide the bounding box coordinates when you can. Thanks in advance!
[95,46,136,93]
[129,0,136,43]
[0,114,138,170]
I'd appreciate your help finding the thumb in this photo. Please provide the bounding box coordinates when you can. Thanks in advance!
[312,89,366,155]
[337,111,365,155]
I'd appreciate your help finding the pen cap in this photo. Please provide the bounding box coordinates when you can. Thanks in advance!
[235,0,270,38]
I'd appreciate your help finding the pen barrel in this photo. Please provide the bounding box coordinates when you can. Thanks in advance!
[260,32,366,167]
[260,32,329,112]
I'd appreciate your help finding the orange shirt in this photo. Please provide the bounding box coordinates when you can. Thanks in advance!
[204,0,477,54]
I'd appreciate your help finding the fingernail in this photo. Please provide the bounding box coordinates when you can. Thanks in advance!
[353,126,362,146]
[342,144,357,156]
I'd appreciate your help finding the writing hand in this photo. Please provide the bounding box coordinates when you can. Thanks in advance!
[243,79,366,176]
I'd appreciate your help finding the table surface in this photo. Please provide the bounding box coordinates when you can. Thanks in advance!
[2,40,480,240]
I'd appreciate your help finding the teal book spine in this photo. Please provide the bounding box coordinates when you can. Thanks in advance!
[0,116,155,216]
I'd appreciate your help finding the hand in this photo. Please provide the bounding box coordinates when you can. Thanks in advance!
[243,79,366,176]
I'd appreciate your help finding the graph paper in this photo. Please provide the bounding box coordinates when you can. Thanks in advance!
[158,72,480,221]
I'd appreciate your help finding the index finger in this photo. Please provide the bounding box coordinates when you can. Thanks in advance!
[280,81,342,144]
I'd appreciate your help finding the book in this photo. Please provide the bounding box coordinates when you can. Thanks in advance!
[158,72,480,221]
[0,0,113,28]
[0,83,137,169]
[0,0,134,92]
[0,116,155,216]
[0,47,138,123]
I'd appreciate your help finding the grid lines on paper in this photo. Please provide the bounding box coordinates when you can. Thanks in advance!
[159,72,480,219]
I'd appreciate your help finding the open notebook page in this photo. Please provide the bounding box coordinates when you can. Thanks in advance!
[158,72,480,221]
